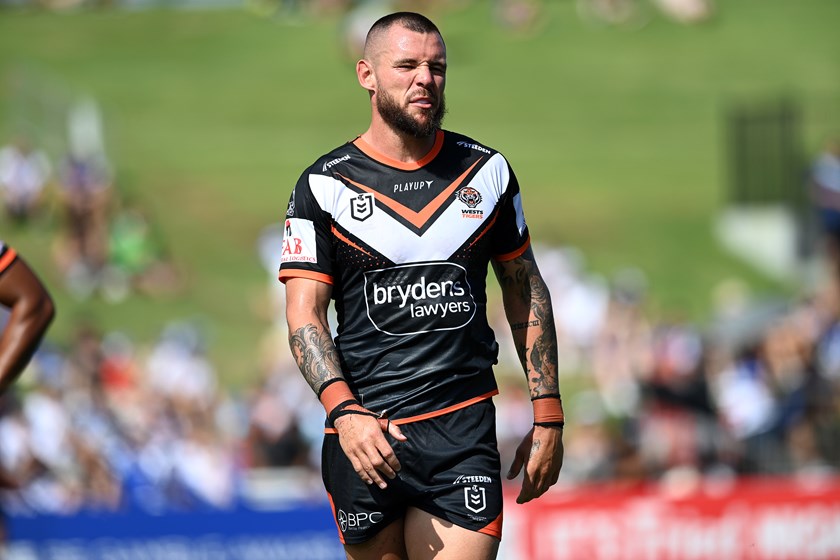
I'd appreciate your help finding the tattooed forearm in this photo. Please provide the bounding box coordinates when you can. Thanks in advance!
[494,249,560,398]
[288,323,343,394]
[528,272,559,397]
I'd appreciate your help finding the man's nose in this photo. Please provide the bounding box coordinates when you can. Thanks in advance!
[414,64,433,87]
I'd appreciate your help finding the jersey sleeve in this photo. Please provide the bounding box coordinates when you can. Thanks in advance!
[278,169,335,285]
[0,242,18,277]
[490,163,531,261]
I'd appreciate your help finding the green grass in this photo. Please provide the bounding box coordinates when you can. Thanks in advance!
[1,1,838,387]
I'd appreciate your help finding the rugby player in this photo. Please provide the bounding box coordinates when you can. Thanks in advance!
[0,241,55,395]
[280,12,564,560]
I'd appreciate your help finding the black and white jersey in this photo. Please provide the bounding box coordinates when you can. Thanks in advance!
[279,130,530,422]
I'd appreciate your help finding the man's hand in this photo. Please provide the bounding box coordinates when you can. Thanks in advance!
[506,425,564,504]
[334,407,407,490]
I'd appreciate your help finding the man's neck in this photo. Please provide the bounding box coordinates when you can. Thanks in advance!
[360,120,437,164]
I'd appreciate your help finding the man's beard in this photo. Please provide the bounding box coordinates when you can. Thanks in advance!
[377,89,446,138]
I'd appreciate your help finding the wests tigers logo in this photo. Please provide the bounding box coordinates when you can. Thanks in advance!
[456,186,482,209]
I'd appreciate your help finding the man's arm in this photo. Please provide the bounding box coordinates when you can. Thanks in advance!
[0,255,56,395]
[284,277,406,489]
[492,246,564,504]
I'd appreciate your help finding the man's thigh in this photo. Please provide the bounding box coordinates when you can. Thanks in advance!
[343,517,407,560]
[404,507,499,560]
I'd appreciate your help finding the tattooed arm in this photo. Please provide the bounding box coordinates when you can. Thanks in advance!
[285,277,342,395]
[492,247,564,503]
[284,277,404,489]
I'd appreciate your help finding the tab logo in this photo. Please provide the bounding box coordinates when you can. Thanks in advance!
[281,218,317,263]
[364,263,476,336]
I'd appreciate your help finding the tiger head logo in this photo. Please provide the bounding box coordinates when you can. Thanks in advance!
[457,186,482,209]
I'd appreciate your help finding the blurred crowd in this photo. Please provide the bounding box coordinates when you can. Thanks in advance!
[1,237,839,521]
[0,103,180,303]
[0,0,716,33]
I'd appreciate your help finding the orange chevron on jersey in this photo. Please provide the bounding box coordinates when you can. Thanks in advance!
[335,157,482,229]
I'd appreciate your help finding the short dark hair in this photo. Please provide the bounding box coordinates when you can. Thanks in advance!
[365,11,443,48]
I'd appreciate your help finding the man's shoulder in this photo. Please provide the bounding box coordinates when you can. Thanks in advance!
[301,140,358,178]
[443,130,502,159]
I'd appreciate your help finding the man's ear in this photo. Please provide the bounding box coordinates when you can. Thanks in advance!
[357,59,376,93]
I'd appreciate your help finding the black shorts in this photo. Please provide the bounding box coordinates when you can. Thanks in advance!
[322,399,503,545]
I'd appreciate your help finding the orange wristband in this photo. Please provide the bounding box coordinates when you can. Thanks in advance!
[319,379,356,416]
[533,395,565,425]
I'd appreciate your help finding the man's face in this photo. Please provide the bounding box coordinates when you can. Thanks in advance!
[371,27,447,138]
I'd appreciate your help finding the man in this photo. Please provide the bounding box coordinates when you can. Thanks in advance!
[280,12,564,560]
[0,242,56,395]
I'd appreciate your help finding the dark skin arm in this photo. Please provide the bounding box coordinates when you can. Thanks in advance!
[0,255,56,395]
[492,246,564,503]
[284,277,406,490]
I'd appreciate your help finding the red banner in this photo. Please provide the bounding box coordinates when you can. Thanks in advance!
[501,477,840,560]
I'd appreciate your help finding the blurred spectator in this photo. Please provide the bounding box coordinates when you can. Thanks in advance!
[54,151,113,297]
[809,137,840,313]
[102,207,181,302]
[652,0,714,24]
[256,223,288,324]
[0,137,51,223]
[146,322,217,409]
[339,0,394,60]
[494,0,545,33]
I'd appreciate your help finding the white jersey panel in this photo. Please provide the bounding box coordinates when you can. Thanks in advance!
[308,153,512,264]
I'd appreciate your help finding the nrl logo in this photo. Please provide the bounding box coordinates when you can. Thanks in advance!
[456,186,482,209]
[464,485,486,513]
[350,193,374,221]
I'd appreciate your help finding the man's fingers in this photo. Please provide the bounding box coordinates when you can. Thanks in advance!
[347,455,374,486]
[365,464,388,489]
[375,439,401,475]
[518,466,555,503]
[507,450,525,480]
[385,420,407,442]
[365,442,397,482]
[517,473,534,504]
[337,414,408,489]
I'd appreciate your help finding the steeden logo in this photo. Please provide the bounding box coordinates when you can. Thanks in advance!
[322,154,350,172]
